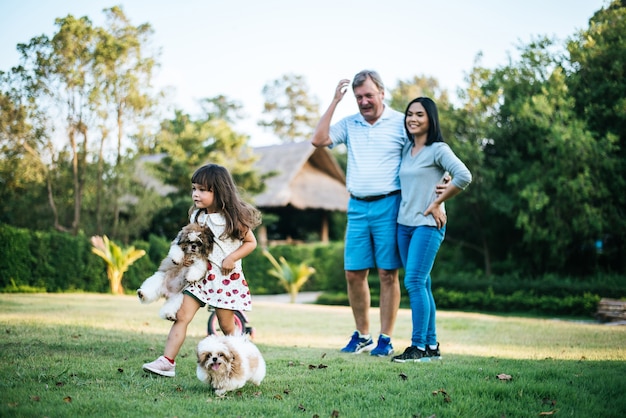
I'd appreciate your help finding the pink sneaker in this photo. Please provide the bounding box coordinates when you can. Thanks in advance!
[142,356,175,377]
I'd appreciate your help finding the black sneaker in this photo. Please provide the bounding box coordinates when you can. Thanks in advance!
[391,346,430,363]
[426,342,441,360]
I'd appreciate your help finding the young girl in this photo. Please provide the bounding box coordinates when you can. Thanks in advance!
[142,163,262,377]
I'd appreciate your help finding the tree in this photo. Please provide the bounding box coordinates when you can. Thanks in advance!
[388,75,450,112]
[2,7,163,242]
[258,73,320,142]
[262,249,315,303]
[92,6,160,237]
[481,37,613,274]
[566,0,626,271]
[90,235,145,294]
[150,102,267,238]
[14,15,98,234]
[0,80,50,228]
[199,95,245,124]
[439,58,499,276]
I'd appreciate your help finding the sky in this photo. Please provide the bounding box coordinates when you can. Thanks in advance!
[0,0,608,146]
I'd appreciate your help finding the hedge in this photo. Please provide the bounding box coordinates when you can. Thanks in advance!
[1,223,623,318]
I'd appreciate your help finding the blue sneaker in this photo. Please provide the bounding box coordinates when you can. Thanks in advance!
[370,335,394,357]
[340,331,375,353]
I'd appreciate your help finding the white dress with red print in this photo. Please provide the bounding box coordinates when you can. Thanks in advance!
[185,210,252,311]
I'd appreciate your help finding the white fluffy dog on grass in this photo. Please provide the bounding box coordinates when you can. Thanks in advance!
[137,223,213,321]
[196,334,266,396]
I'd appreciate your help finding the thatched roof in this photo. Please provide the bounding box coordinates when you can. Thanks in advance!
[252,141,348,212]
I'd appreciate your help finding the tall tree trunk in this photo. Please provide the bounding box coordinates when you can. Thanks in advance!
[95,126,107,235]
[111,103,123,238]
[69,124,80,234]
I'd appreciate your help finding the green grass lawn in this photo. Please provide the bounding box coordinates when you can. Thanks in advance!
[1,293,625,417]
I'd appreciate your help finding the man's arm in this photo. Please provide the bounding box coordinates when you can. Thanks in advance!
[311,79,350,148]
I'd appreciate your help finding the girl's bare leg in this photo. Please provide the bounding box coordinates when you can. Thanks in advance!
[163,294,201,359]
[215,308,237,335]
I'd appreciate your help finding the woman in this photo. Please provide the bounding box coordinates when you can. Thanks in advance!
[392,97,472,363]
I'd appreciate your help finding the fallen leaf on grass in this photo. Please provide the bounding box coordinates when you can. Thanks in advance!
[542,398,557,407]
[399,372,408,381]
[30,396,40,402]
[308,364,328,369]
[432,388,451,403]
[331,410,339,417]
[63,396,72,403]
[496,373,512,381]
[298,404,306,411]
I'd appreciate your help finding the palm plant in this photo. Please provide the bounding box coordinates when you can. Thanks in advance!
[90,235,146,295]
[262,249,315,303]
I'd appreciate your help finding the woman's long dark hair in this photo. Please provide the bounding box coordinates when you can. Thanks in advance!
[404,97,444,145]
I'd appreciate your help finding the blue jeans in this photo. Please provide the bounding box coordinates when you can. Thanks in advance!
[397,224,445,348]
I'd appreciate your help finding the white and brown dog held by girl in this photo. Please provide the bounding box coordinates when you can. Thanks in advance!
[137,223,214,321]
[196,334,266,396]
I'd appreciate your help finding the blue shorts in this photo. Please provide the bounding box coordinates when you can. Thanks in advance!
[344,193,402,271]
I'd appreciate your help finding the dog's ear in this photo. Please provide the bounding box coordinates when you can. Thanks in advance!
[197,351,210,366]
[223,340,237,363]
[174,228,186,245]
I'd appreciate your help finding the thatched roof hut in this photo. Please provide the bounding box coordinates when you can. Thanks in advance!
[132,142,348,244]
[252,141,348,245]
[252,141,348,210]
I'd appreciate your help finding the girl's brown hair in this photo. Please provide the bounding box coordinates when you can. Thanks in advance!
[190,164,261,240]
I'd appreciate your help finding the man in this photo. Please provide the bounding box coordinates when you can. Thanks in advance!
[311,70,405,357]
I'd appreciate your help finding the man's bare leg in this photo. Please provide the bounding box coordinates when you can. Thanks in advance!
[378,268,400,337]
[346,269,370,335]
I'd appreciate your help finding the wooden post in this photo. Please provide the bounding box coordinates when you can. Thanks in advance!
[321,212,329,243]
[258,224,268,248]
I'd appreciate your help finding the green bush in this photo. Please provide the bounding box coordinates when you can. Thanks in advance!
[0,222,622,318]
[0,224,35,288]
[123,238,159,293]
[244,242,346,295]
[431,288,602,317]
